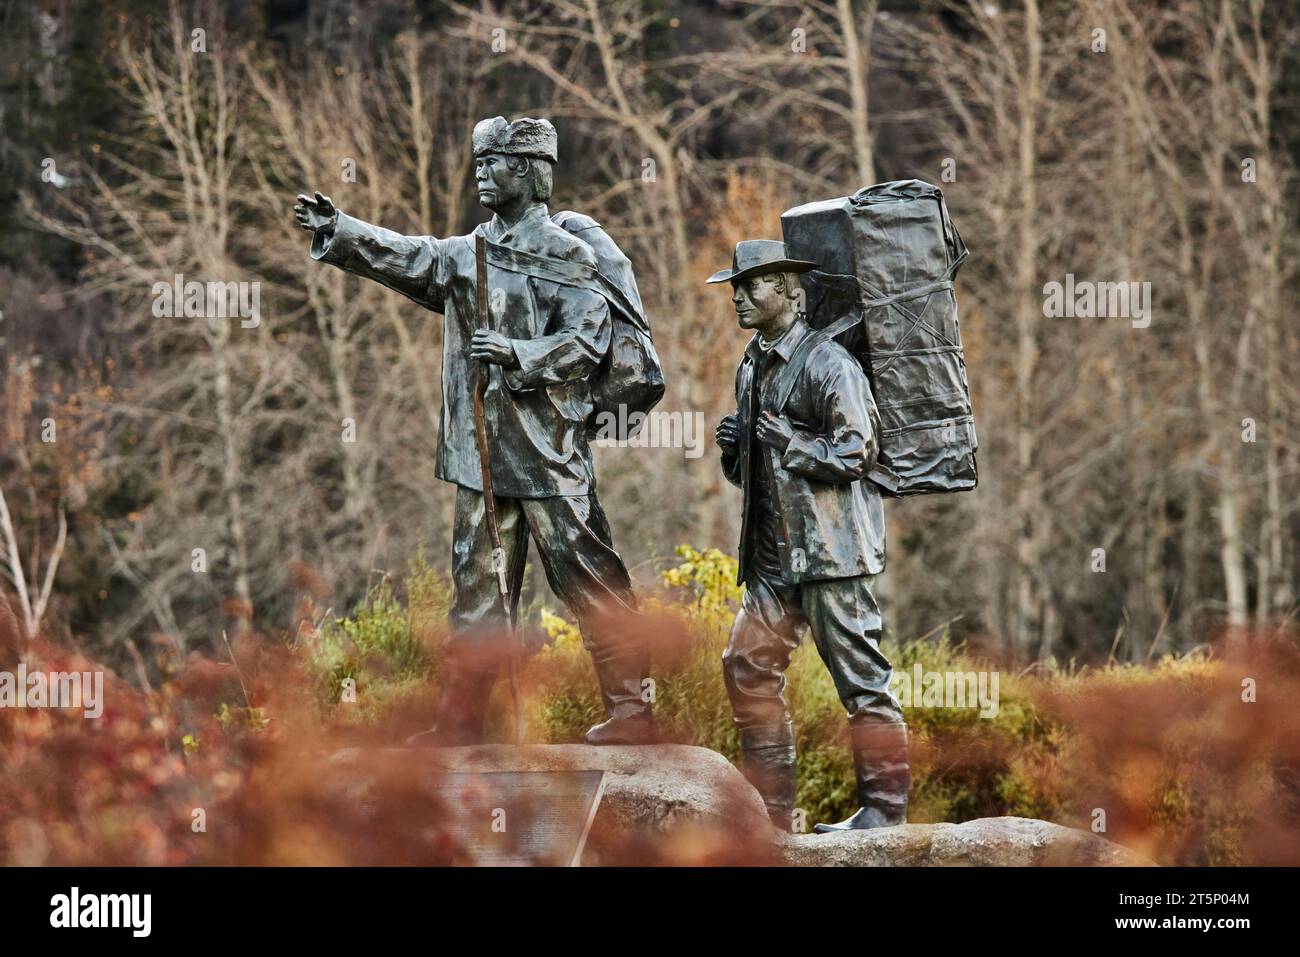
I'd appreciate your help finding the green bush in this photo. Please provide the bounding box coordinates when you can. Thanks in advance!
[307,546,451,722]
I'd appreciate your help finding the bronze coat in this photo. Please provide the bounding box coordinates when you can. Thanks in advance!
[722,319,886,585]
[312,203,610,498]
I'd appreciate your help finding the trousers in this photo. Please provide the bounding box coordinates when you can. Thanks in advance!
[435,485,641,740]
[722,570,903,734]
[449,486,634,632]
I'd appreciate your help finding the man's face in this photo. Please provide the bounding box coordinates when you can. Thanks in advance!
[475,153,528,211]
[731,273,791,331]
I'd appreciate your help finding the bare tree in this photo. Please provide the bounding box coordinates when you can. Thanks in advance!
[24,1,267,644]
[1107,0,1298,637]
[691,0,881,189]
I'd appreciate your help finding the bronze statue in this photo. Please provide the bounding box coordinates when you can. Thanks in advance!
[709,240,910,831]
[295,117,655,746]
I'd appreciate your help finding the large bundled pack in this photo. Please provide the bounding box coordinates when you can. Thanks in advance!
[780,179,977,496]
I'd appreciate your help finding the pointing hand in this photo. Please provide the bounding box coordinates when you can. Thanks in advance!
[294,191,338,233]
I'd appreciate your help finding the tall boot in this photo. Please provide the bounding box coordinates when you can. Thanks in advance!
[813,722,910,832]
[584,648,654,745]
[739,722,797,831]
[406,656,497,747]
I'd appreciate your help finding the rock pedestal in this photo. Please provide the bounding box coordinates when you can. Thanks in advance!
[328,743,778,865]
[779,817,1150,867]
[327,744,1150,866]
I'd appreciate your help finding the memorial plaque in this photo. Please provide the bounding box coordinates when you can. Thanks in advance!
[424,770,607,866]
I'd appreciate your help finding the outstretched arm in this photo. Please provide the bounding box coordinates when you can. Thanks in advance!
[295,191,448,311]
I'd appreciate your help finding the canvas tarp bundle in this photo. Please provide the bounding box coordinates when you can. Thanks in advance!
[780,179,977,495]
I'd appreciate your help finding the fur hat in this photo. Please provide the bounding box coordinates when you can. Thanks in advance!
[472,116,558,163]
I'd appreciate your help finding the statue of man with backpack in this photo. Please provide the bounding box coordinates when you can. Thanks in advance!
[708,181,974,832]
[709,240,911,833]
[294,116,663,747]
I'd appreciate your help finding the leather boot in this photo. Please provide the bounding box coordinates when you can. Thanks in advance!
[405,661,496,747]
[814,722,910,832]
[739,722,797,831]
[584,648,654,745]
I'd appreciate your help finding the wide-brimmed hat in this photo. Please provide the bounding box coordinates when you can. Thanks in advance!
[705,240,818,284]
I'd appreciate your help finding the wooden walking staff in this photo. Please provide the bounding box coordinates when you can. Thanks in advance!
[473,233,524,744]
